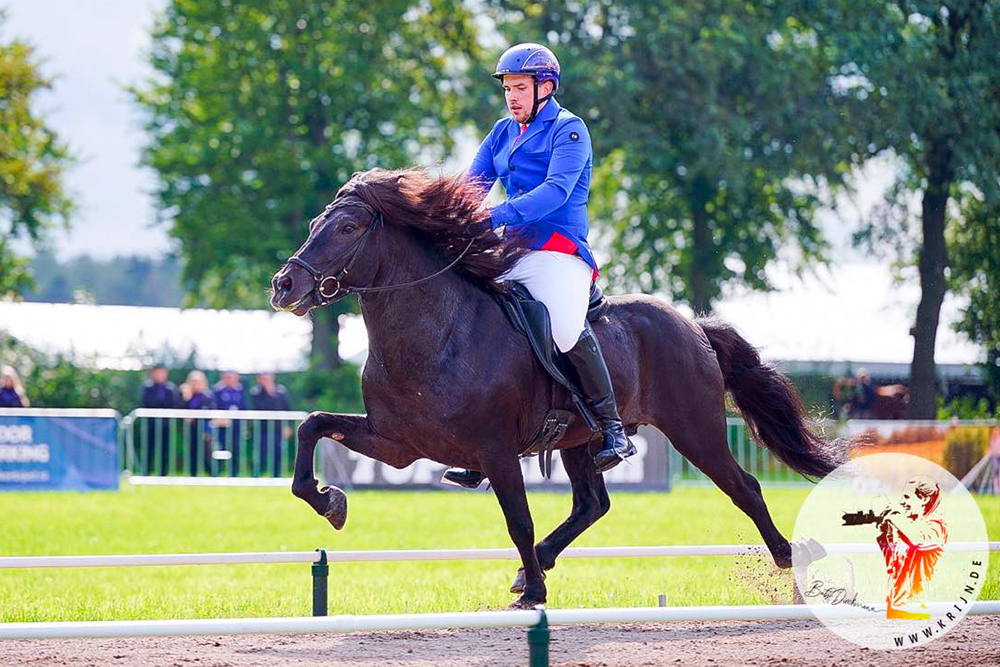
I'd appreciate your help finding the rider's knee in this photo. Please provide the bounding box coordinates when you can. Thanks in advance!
[552,322,584,354]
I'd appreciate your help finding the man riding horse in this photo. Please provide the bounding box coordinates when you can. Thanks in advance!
[269,41,846,608]
[442,43,636,490]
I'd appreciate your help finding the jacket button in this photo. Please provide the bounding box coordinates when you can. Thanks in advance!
[518,189,524,194]
[509,164,516,171]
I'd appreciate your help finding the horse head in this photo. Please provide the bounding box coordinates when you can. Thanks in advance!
[270,175,384,316]
[271,167,528,316]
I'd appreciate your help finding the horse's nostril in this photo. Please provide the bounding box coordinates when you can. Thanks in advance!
[280,275,293,292]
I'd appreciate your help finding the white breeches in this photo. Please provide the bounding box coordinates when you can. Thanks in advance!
[498,250,594,353]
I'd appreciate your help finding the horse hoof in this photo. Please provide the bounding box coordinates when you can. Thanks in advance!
[510,567,546,594]
[773,541,796,569]
[508,595,545,610]
[320,485,348,530]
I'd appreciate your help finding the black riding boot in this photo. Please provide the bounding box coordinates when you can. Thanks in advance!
[441,467,487,489]
[564,324,636,473]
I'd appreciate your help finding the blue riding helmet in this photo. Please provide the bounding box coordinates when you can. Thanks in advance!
[493,43,561,122]
[492,43,561,90]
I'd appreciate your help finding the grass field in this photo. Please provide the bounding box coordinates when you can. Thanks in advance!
[1,485,997,622]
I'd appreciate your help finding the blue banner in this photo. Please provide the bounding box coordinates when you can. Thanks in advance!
[0,411,119,491]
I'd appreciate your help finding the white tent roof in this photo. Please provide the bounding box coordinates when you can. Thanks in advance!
[708,261,980,368]
[0,261,983,374]
[0,301,312,372]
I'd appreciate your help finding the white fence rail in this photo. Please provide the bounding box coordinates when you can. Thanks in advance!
[2,542,997,570]
[3,544,998,665]
[2,601,999,641]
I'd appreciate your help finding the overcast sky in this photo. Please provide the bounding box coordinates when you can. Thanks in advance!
[7,0,169,260]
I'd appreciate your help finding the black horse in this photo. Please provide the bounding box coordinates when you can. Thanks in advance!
[270,168,846,608]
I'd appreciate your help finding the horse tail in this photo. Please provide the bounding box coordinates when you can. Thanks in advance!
[697,316,846,479]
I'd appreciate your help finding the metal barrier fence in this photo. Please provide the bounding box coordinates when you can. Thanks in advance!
[11,408,993,487]
[122,408,309,478]
[122,409,806,486]
[666,417,804,485]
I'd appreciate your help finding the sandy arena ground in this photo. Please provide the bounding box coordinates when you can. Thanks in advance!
[2,616,999,666]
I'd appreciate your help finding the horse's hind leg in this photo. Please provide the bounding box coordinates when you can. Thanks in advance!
[668,420,793,569]
[510,445,610,594]
[293,412,419,529]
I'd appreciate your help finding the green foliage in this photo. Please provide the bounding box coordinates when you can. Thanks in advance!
[491,1,859,312]
[0,14,73,297]
[130,0,485,373]
[0,330,362,415]
[278,361,364,414]
[25,358,144,415]
[948,193,1000,402]
[937,393,1000,421]
[807,2,1000,210]
[0,332,142,414]
[25,251,185,306]
[943,425,991,479]
[800,1,1000,416]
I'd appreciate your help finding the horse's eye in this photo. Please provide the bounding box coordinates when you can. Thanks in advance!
[342,223,357,234]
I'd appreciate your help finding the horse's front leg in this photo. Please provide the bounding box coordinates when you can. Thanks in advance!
[481,453,546,608]
[293,412,420,529]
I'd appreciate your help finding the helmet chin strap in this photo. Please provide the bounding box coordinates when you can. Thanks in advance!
[527,78,554,123]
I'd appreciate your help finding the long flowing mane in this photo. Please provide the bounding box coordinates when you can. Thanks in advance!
[335,168,529,289]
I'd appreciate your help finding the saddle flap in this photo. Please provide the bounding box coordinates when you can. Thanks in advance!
[497,282,578,394]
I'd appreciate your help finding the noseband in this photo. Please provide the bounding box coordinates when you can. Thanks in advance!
[285,202,476,308]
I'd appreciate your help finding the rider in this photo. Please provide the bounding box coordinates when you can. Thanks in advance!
[442,43,636,489]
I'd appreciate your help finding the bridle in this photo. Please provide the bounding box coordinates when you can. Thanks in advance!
[285,200,476,307]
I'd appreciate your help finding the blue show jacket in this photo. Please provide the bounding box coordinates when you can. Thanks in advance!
[468,98,598,274]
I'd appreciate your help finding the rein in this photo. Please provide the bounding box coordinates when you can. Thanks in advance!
[286,204,476,307]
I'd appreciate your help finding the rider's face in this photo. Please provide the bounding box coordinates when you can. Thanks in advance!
[502,74,553,124]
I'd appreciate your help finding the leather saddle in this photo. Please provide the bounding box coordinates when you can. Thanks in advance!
[498,281,610,396]
[496,281,611,476]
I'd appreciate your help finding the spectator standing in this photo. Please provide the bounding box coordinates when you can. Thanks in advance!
[250,372,291,477]
[0,366,28,407]
[852,368,876,419]
[213,371,247,476]
[139,363,178,475]
[183,370,215,475]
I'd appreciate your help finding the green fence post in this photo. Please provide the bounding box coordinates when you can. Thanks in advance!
[312,548,329,616]
[527,607,549,667]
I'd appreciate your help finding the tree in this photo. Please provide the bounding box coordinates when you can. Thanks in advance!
[489,1,862,313]
[949,193,1000,403]
[801,1,1000,417]
[132,0,483,374]
[0,15,73,297]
